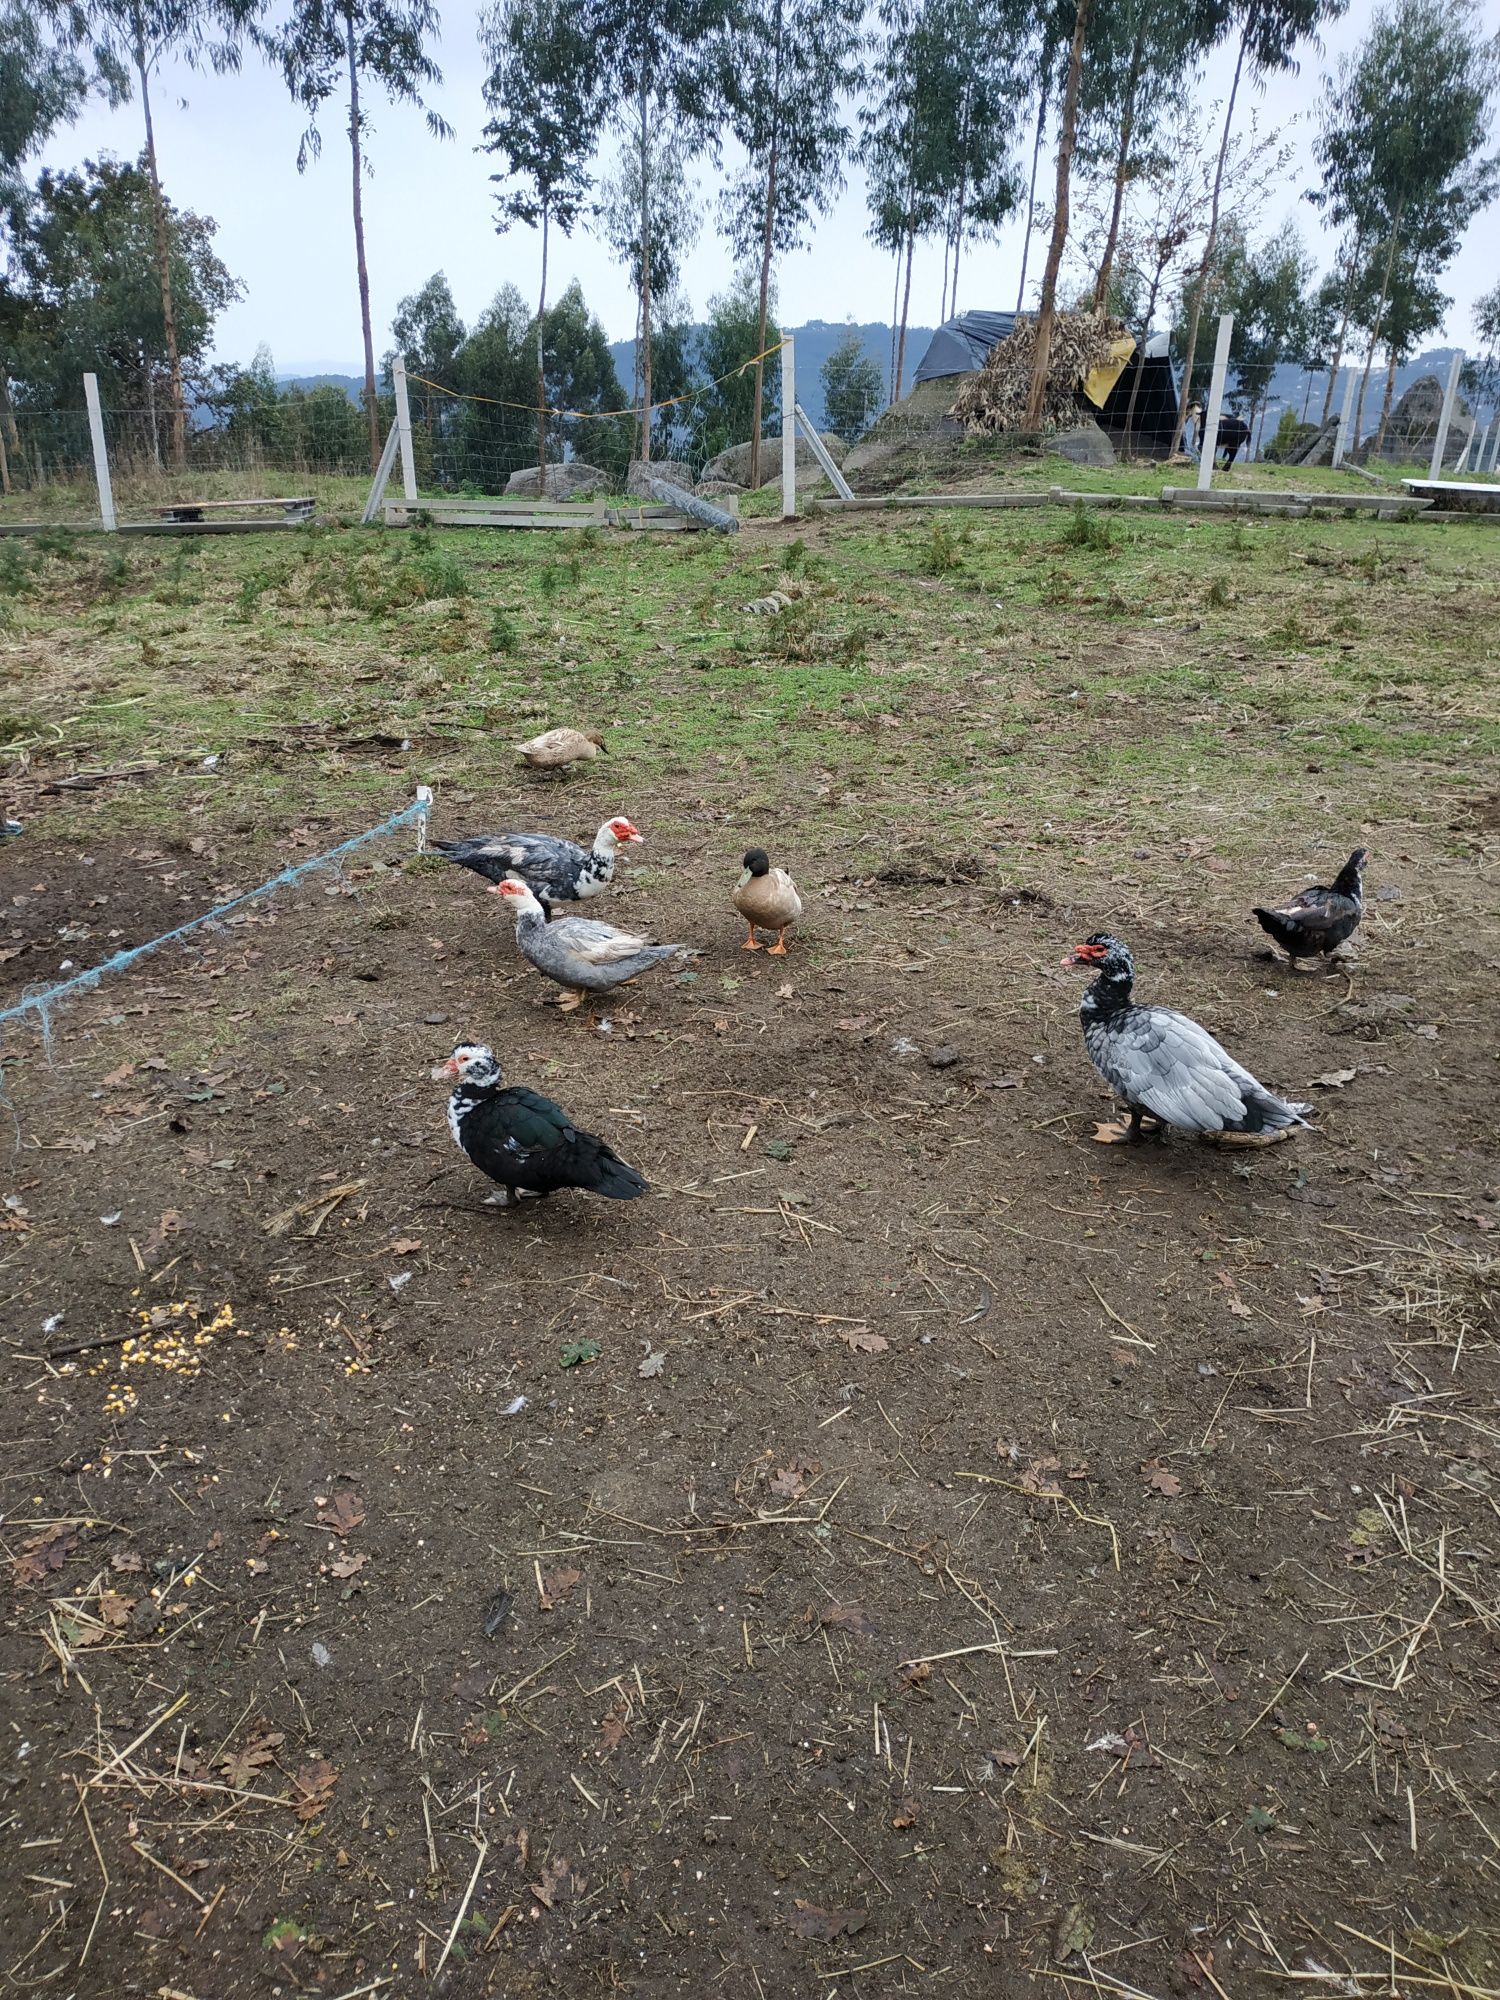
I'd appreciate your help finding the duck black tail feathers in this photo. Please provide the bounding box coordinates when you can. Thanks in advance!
[583,1146,649,1200]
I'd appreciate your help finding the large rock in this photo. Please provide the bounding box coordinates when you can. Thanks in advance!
[693,478,744,500]
[626,457,693,498]
[504,460,609,500]
[757,460,844,492]
[1048,420,1115,468]
[700,433,846,485]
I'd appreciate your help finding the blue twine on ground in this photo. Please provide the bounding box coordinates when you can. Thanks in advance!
[0,796,428,1049]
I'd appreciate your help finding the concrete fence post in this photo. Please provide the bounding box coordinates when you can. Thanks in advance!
[1196,315,1233,493]
[83,373,116,531]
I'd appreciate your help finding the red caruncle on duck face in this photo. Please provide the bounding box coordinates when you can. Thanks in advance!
[608,818,643,845]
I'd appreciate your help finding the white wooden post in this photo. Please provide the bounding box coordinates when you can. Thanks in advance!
[392,356,418,502]
[1195,314,1233,493]
[1489,419,1500,474]
[780,336,796,520]
[83,372,116,531]
[1428,350,1463,480]
[1331,367,1358,470]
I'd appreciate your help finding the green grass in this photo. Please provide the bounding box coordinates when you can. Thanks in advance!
[2,506,1496,864]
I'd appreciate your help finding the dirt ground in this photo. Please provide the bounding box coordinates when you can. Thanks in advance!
[3,770,1498,2000]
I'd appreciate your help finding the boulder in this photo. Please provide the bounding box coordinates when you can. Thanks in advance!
[693,478,744,500]
[701,433,846,485]
[757,460,843,492]
[1048,420,1115,468]
[626,457,693,498]
[504,460,609,500]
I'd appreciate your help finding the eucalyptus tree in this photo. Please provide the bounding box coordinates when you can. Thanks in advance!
[1169,0,1346,452]
[1021,0,1093,426]
[1314,0,1499,441]
[1,6,94,486]
[481,0,598,480]
[1079,0,1218,311]
[715,0,863,479]
[262,0,451,468]
[587,0,715,461]
[39,0,261,466]
[861,0,948,402]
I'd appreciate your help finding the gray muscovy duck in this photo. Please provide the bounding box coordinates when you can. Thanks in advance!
[433,1043,647,1205]
[490,879,689,1010]
[1253,848,1366,967]
[432,817,642,912]
[1063,934,1312,1143]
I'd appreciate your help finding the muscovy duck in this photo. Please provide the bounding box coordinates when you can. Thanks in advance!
[515,727,606,768]
[732,848,803,954]
[433,1044,647,1205]
[1253,849,1366,967]
[491,879,689,1010]
[432,817,642,912]
[1064,934,1312,1143]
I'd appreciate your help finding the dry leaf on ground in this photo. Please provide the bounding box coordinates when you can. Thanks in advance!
[837,1329,889,1354]
[540,1566,581,1610]
[317,1491,365,1536]
[1142,1460,1182,1498]
[789,1900,868,1941]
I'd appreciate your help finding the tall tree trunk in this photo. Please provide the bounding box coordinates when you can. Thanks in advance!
[1016,76,1049,312]
[1023,0,1092,430]
[1353,340,1377,446]
[894,227,916,401]
[1353,208,1403,445]
[536,203,549,483]
[637,77,654,463]
[748,0,785,489]
[888,251,902,404]
[949,98,970,318]
[0,372,18,493]
[1092,29,1144,311]
[345,9,380,473]
[1170,25,1248,454]
[1320,235,1361,422]
[137,48,187,470]
[940,225,951,325]
[1372,348,1398,455]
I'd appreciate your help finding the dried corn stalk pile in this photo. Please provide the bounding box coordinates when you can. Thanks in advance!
[951,311,1127,433]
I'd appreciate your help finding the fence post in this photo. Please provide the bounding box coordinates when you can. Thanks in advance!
[1331,367,1357,470]
[392,357,418,503]
[1428,350,1463,481]
[780,337,796,520]
[1195,314,1233,493]
[1490,421,1500,474]
[83,372,116,531]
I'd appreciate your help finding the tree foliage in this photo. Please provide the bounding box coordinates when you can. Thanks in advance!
[819,326,884,441]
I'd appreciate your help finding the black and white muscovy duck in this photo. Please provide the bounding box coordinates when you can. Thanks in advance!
[1252,848,1366,967]
[433,1044,648,1205]
[1063,934,1312,1143]
[431,817,642,913]
[490,879,689,1011]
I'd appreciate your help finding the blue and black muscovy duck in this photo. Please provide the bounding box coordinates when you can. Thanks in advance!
[433,1044,648,1206]
[432,817,642,912]
[1064,934,1312,1144]
[1252,848,1366,967]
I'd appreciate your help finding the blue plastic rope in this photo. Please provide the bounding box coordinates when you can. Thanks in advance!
[0,796,428,1047]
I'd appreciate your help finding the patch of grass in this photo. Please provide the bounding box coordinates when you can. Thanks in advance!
[917,517,970,575]
[1059,502,1117,553]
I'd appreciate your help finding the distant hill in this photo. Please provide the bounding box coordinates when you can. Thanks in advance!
[275,374,366,402]
[609,319,938,433]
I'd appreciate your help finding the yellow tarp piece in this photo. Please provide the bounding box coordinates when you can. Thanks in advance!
[1081,336,1137,409]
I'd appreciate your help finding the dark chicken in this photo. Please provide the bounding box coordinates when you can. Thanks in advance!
[433,1044,648,1205]
[1064,935,1312,1142]
[1253,849,1366,966]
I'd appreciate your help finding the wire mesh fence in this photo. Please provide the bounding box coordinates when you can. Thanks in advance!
[1,333,1495,528]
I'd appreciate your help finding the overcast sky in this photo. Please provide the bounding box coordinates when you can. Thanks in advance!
[53,0,1500,375]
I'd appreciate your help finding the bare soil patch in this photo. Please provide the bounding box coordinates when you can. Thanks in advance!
[3,786,1498,1998]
